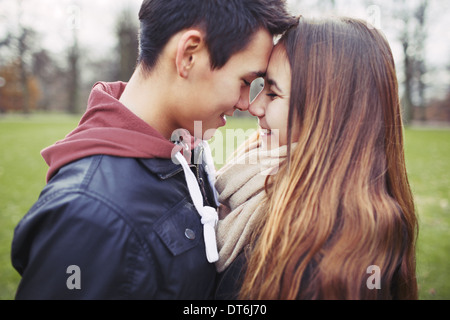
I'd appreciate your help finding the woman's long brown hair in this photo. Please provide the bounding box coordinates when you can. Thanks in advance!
[240,17,418,299]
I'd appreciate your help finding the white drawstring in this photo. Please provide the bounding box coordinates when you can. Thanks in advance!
[174,146,219,263]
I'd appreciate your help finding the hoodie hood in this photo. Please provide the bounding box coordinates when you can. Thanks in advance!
[42,81,179,182]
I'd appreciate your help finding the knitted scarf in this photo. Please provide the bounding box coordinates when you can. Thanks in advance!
[215,140,289,272]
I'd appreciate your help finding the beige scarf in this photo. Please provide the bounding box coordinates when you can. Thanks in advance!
[215,140,288,272]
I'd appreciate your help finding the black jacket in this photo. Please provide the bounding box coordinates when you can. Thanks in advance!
[11,153,218,299]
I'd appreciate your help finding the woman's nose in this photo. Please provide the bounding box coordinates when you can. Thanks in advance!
[249,91,266,117]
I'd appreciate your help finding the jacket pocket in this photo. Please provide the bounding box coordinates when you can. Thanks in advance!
[153,201,202,256]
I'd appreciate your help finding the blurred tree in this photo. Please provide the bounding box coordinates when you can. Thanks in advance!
[414,0,428,121]
[66,4,81,114]
[67,36,80,114]
[0,34,11,50]
[16,0,39,114]
[17,26,32,113]
[0,0,41,113]
[115,8,139,81]
[0,60,40,113]
[389,0,429,124]
[31,49,67,111]
[0,34,12,69]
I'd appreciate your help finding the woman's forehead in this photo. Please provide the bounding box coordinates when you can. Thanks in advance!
[267,44,290,80]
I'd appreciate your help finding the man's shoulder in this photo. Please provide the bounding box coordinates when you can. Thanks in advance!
[85,156,188,204]
[40,155,189,220]
[48,155,181,192]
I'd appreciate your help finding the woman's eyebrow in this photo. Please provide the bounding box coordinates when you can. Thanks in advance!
[255,71,266,78]
[267,78,283,94]
[245,71,266,79]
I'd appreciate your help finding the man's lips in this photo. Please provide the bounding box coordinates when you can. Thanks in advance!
[219,110,237,125]
[222,110,236,117]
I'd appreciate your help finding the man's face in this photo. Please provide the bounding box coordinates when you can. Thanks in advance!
[174,28,274,140]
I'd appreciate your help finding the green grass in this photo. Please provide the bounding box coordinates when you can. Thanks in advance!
[404,129,450,299]
[0,114,448,299]
[0,114,80,299]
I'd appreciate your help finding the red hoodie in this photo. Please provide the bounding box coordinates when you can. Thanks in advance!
[42,81,183,182]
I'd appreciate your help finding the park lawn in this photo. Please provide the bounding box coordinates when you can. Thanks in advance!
[0,114,448,299]
[404,129,450,299]
[0,114,80,299]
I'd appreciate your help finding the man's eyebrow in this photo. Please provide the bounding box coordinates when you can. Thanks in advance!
[267,78,283,93]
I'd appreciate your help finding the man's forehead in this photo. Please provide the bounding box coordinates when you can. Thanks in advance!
[245,49,275,76]
[221,41,273,76]
[233,30,274,72]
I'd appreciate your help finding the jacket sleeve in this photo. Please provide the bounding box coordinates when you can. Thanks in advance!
[11,191,158,300]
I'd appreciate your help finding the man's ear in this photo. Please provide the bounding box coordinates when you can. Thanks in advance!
[175,30,204,78]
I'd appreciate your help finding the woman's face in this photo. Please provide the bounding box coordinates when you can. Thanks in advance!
[249,44,293,149]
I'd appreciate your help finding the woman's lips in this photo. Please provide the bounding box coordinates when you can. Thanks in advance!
[260,127,272,136]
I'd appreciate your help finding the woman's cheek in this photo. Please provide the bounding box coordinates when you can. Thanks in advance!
[267,101,290,146]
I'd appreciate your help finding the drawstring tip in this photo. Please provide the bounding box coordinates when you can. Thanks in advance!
[204,224,219,263]
[207,255,219,263]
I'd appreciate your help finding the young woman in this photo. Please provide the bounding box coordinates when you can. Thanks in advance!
[215,16,419,300]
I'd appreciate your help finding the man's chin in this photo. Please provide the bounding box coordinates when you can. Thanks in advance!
[199,128,218,141]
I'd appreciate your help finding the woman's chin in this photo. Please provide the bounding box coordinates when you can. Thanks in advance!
[261,132,280,150]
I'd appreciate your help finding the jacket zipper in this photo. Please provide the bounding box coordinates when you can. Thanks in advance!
[193,145,211,207]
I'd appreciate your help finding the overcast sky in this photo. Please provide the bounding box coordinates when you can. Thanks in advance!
[0,0,141,58]
[1,0,449,97]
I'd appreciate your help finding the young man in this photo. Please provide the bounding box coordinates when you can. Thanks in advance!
[11,0,297,299]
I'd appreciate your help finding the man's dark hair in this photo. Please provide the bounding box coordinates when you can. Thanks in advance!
[137,0,298,73]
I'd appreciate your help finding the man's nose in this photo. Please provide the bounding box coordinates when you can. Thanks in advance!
[235,94,250,112]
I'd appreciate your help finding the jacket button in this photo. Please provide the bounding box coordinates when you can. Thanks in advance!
[184,228,196,240]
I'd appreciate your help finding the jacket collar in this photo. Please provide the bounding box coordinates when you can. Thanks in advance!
[138,158,185,180]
